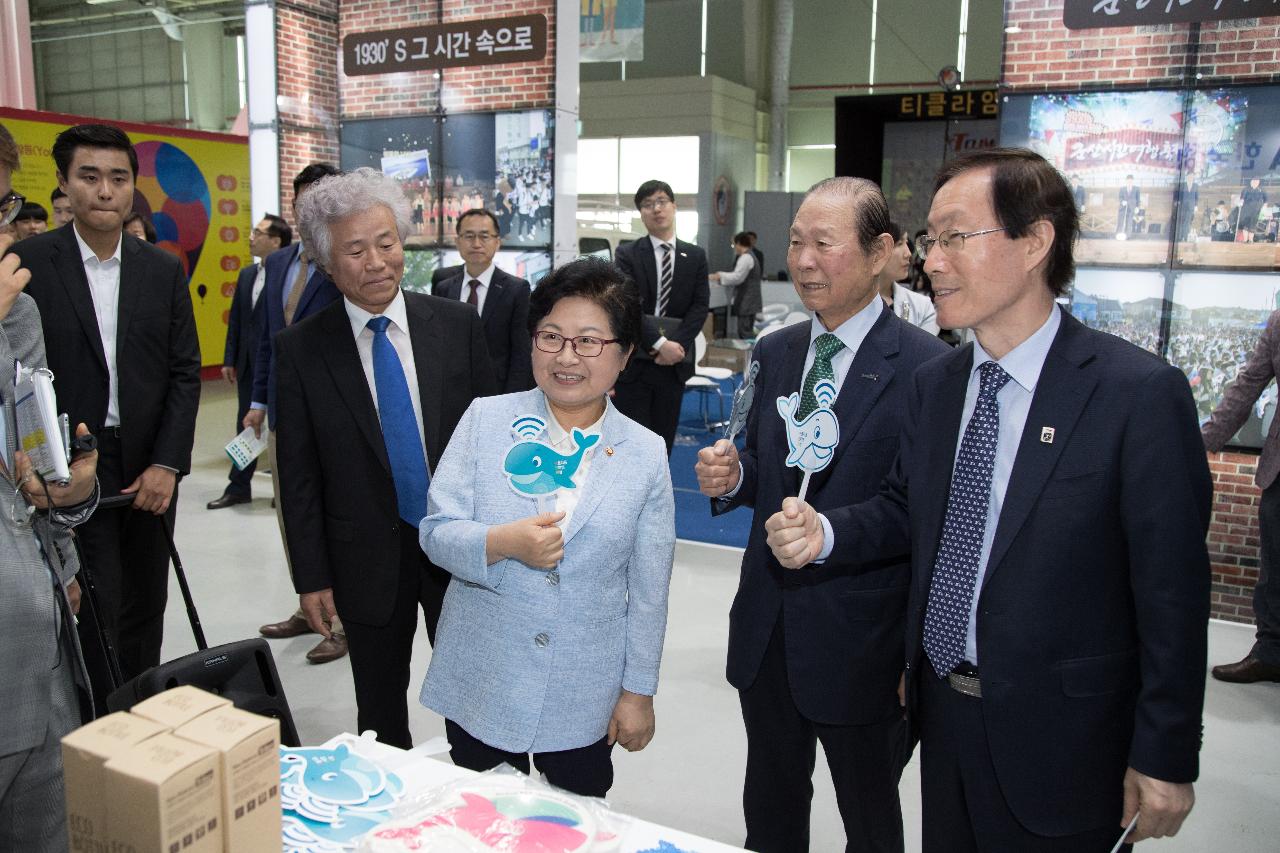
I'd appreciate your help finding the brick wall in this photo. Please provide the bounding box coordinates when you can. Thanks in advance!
[1001,1,1280,624]
[275,0,555,220]
[1003,1,1280,91]
[276,0,341,221]
[1207,452,1262,625]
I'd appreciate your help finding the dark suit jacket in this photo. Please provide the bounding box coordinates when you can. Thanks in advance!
[717,305,948,725]
[252,243,341,430]
[825,311,1212,835]
[615,236,709,383]
[274,292,497,627]
[224,263,266,413]
[436,268,534,393]
[1202,308,1280,488]
[11,225,201,492]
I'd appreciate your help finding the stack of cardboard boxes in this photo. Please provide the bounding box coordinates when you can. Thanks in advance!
[62,685,281,853]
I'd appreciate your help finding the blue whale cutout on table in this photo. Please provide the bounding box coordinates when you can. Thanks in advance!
[777,379,840,474]
[504,414,600,497]
[279,743,392,806]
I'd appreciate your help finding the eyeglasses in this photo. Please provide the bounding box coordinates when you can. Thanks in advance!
[250,227,270,238]
[459,231,498,243]
[915,226,1008,258]
[639,198,672,212]
[0,191,25,227]
[533,330,620,358]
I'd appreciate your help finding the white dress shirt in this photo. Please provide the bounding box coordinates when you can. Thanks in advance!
[717,251,756,286]
[458,263,496,316]
[251,264,267,308]
[73,224,122,427]
[343,290,428,461]
[648,233,676,349]
[543,406,606,530]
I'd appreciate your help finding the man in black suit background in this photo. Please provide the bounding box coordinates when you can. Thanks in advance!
[207,213,290,510]
[614,180,709,454]
[696,178,948,853]
[243,164,348,664]
[276,168,495,748]
[435,208,533,392]
[767,149,1210,851]
[11,124,201,710]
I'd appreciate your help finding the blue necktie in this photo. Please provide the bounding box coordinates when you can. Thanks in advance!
[366,317,430,526]
[923,360,1012,678]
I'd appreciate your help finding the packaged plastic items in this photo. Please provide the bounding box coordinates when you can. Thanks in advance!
[357,765,628,852]
[280,741,407,852]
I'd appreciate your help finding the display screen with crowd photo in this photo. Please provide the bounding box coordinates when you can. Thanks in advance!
[340,109,554,250]
[1000,84,1280,270]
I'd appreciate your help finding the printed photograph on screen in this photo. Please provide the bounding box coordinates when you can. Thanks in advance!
[581,0,644,63]
[341,109,553,252]
[1066,268,1166,355]
[438,248,552,286]
[1168,272,1279,448]
[1021,90,1183,266]
[1177,86,1280,269]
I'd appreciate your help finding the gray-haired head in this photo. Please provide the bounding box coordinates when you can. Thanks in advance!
[804,177,892,254]
[295,167,412,270]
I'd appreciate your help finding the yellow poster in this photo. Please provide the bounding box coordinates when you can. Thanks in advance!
[0,107,251,368]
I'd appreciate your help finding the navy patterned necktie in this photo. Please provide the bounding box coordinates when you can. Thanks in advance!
[923,360,1012,678]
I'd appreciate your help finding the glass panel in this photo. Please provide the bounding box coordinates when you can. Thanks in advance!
[577,138,620,195]
[618,136,700,195]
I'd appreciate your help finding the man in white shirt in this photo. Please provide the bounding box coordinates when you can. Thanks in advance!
[12,123,200,713]
[208,214,291,509]
[435,208,533,392]
[274,168,495,747]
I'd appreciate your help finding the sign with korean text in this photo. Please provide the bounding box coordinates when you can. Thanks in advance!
[343,15,547,76]
[898,90,1000,121]
[1065,0,1278,30]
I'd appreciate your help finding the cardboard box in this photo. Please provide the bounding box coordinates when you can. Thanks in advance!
[175,706,281,853]
[129,684,231,729]
[62,711,171,852]
[103,732,222,853]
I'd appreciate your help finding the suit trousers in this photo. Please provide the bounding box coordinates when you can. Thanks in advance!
[341,524,449,749]
[224,374,257,497]
[739,618,906,853]
[76,432,174,713]
[0,619,79,853]
[918,672,1131,853]
[612,361,684,455]
[444,719,614,798]
[1253,480,1280,664]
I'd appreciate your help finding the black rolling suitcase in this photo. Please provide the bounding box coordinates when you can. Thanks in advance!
[79,494,302,746]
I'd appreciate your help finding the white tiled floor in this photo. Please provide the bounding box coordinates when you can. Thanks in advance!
[159,379,1280,851]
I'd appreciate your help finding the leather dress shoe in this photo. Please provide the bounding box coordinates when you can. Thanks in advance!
[1211,654,1280,683]
[207,493,251,510]
[306,632,348,664]
[259,613,313,639]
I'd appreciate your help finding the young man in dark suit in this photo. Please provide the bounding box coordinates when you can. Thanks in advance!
[613,180,709,454]
[11,124,201,711]
[435,208,533,392]
[766,148,1211,851]
[208,213,291,509]
[275,168,495,748]
[243,164,348,664]
[697,178,948,853]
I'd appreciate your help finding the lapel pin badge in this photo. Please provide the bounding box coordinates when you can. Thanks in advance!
[861,373,879,381]
[605,446,614,456]
[1040,426,1055,444]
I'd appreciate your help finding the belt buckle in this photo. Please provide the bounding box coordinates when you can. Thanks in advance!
[947,671,982,698]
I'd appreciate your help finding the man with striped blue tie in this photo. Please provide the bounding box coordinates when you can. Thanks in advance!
[613,180,709,454]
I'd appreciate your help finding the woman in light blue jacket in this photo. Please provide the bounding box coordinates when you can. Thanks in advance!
[419,257,675,797]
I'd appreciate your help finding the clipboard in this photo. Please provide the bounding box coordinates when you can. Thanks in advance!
[635,315,695,365]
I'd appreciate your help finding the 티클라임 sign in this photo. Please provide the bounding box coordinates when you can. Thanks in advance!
[343,15,547,76]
